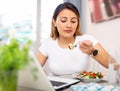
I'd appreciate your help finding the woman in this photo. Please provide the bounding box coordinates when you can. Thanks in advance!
[37,2,109,76]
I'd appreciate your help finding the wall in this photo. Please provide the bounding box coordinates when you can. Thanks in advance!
[83,0,120,80]
[85,0,120,51]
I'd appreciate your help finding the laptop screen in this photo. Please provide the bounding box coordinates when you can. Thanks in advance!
[18,51,80,91]
[18,51,55,91]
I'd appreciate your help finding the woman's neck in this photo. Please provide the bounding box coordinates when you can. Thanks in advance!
[58,37,75,48]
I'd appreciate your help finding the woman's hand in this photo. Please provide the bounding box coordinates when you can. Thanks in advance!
[79,40,109,68]
[79,40,94,55]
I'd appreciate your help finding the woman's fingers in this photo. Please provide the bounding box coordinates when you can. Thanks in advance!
[79,40,94,55]
[82,40,92,47]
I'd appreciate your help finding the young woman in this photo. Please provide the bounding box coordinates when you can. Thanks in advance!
[37,2,109,76]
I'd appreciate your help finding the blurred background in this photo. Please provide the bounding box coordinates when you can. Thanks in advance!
[1,0,120,80]
[0,0,63,53]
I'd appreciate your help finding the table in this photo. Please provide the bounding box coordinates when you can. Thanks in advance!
[17,86,73,91]
[17,74,120,91]
[17,80,109,91]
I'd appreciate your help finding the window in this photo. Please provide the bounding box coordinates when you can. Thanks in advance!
[40,0,63,42]
[0,0,37,42]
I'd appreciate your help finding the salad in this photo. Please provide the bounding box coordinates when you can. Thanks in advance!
[76,71,104,79]
[68,43,74,50]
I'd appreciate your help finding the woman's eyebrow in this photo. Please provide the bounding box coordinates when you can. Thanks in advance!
[59,17,67,19]
[71,17,78,19]
[72,17,80,20]
[59,17,78,19]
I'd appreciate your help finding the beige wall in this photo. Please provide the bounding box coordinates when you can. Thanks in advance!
[85,0,120,51]
[83,0,120,80]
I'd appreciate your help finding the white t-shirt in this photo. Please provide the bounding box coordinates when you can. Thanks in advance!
[39,34,98,76]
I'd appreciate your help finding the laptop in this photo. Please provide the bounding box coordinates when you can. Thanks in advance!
[17,51,80,91]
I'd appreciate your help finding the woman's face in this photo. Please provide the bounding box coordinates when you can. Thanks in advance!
[54,9,78,39]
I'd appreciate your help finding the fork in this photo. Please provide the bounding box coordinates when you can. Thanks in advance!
[68,42,79,50]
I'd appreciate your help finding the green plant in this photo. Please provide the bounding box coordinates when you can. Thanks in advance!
[0,70,18,91]
[0,38,33,91]
[0,38,32,71]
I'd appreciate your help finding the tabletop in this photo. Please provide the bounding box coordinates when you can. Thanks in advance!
[17,74,120,91]
[17,80,110,91]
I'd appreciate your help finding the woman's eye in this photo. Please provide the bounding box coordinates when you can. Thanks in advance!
[60,18,78,23]
[71,21,77,23]
[61,20,66,23]
[71,19,78,23]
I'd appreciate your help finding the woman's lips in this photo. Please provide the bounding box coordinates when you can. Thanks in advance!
[64,30,72,33]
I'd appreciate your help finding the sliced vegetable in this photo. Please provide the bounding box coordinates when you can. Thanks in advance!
[77,71,104,79]
[68,43,74,50]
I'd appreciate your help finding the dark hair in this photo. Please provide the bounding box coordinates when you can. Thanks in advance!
[50,2,82,39]
[53,2,80,20]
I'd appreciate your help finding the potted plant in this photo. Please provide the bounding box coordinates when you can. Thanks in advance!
[0,38,33,91]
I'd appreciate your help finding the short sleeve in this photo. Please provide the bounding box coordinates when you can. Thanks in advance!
[39,39,49,57]
[81,34,99,46]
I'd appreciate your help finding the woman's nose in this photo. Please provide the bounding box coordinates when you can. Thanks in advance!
[66,21,72,28]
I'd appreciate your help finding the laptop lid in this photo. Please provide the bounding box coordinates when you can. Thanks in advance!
[18,51,80,91]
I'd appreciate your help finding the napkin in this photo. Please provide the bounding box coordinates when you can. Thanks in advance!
[70,83,120,91]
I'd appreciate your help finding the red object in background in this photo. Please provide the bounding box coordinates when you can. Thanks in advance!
[89,0,103,23]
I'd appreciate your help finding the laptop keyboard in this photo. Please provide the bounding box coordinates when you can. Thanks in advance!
[50,80,67,86]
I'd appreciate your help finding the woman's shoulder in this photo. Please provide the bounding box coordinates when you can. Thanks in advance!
[76,34,95,39]
[40,37,57,45]
[41,37,55,42]
[76,34,98,44]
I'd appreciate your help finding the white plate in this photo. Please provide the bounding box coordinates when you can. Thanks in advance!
[72,73,102,83]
